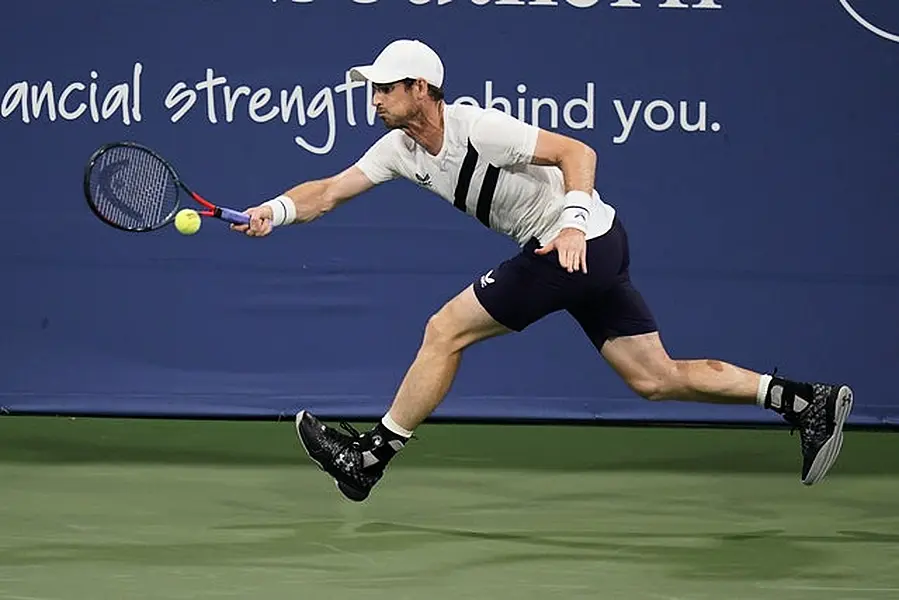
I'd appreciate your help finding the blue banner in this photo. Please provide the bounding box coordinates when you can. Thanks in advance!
[2,0,898,425]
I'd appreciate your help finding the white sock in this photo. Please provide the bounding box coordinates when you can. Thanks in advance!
[756,374,772,408]
[381,412,413,439]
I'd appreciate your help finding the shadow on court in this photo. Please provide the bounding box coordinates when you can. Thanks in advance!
[1,515,897,582]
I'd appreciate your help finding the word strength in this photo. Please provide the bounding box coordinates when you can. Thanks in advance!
[1,63,723,152]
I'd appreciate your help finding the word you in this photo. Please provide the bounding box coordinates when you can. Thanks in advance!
[612,99,720,144]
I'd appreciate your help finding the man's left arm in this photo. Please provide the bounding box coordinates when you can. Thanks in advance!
[530,129,596,265]
[530,127,596,212]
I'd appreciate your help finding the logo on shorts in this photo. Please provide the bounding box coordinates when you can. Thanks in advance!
[479,269,495,288]
[414,172,432,187]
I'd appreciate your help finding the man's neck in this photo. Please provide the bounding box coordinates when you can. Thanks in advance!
[403,102,445,156]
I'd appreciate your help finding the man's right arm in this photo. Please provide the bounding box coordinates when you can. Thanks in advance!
[234,167,374,237]
[279,166,376,224]
[237,132,401,237]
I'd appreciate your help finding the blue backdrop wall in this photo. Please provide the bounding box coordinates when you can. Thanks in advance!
[2,0,897,425]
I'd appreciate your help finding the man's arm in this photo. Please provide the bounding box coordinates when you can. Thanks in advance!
[276,165,375,224]
[529,128,597,197]
[235,166,377,236]
[237,132,401,237]
[528,129,596,272]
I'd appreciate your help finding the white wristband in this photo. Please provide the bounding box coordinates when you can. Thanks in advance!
[563,190,592,212]
[559,190,592,233]
[261,195,296,227]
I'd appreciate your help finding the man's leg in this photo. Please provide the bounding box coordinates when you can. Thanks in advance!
[599,332,763,405]
[599,331,853,485]
[563,216,853,485]
[294,284,513,502]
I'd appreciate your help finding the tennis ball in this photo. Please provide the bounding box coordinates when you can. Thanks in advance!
[174,209,201,235]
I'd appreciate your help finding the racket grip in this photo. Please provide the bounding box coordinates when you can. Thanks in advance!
[218,207,250,225]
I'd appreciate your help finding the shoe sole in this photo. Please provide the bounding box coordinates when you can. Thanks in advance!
[802,386,854,486]
[294,411,370,502]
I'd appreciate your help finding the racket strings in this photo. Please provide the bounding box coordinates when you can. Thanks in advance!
[89,145,179,230]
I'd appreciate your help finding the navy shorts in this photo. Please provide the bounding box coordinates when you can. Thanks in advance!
[472,217,658,350]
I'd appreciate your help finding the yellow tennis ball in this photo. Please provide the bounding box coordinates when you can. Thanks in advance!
[174,209,201,235]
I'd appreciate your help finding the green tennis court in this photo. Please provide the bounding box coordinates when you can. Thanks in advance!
[1,417,897,600]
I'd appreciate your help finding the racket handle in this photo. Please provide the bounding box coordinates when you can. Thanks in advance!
[217,207,250,225]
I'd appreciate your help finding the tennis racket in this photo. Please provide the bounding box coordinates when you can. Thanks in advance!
[83,141,250,232]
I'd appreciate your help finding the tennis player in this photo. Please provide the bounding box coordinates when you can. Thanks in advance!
[231,39,854,502]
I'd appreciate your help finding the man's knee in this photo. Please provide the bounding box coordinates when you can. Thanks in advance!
[422,310,460,352]
[628,377,669,402]
[625,360,682,401]
[421,289,507,354]
[421,300,480,354]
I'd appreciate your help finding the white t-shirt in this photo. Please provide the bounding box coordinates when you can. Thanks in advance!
[355,102,616,247]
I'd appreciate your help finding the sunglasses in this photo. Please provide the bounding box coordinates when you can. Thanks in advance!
[372,79,416,95]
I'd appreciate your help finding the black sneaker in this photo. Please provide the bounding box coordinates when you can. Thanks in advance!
[294,410,384,502]
[784,383,854,485]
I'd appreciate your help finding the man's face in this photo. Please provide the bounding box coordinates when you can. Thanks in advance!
[371,79,425,129]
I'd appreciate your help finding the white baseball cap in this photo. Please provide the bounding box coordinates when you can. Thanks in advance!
[349,39,445,88]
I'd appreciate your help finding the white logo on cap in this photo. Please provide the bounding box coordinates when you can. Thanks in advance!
[839,0,899,43]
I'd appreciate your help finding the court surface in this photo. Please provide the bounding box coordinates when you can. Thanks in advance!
[1,417,897,600]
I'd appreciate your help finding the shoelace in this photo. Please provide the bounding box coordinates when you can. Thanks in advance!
[339,421,363,439]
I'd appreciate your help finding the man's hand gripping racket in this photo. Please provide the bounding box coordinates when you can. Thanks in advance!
[229,205,275,237]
